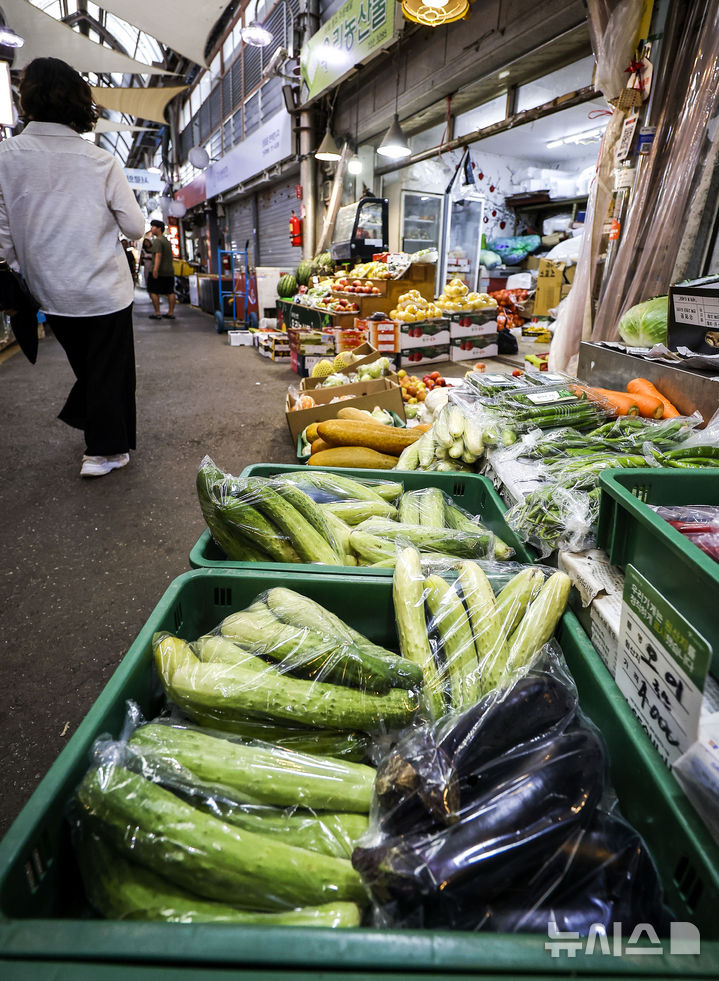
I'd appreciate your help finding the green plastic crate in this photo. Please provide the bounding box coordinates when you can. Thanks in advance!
[0,569,717,976]
[189,465,534,573]
[597,468,719,675]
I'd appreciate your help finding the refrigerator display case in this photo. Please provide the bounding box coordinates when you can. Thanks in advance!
[400,190,442,253]
[330,197,388,263]
[440,195,485,292]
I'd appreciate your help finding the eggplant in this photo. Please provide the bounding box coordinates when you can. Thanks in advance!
[374,729,458,835]
[438,671,578,777]
[353,727,605,921]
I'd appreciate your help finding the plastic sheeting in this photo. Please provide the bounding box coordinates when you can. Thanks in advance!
[7,0,172,74]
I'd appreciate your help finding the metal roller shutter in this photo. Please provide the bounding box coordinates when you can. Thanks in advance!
[257,172,302,269]
[226,197,256,264]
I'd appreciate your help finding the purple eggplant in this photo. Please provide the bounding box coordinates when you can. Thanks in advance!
[353,727,605,922]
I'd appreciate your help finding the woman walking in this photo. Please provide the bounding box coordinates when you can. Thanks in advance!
[0,57,146,477]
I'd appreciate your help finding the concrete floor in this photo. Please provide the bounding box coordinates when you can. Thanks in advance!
[0,288,494,837]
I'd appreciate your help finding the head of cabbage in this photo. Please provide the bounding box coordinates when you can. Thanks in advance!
[617,296,668,348]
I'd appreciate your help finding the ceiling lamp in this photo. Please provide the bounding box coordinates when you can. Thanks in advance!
[0,26,24,47]
[401,0,470,27]
[241,23,273,46]
[348,153,363,174]
[377,114,411,159]
[315,127,341,161]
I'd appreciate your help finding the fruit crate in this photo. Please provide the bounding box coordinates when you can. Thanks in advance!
[597,468,719,676]
[0,569,717,976]
[189,466,534,573]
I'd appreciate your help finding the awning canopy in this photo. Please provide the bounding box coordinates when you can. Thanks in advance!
[94,0,230,67]
[8,0,173,74]
[94,118,159,133]
[91,85,187,124]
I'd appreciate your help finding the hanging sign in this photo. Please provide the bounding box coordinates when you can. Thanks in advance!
[301,0,399,102]
[204,111,292,199]
[616,565,711,766]
[123,168,164,192]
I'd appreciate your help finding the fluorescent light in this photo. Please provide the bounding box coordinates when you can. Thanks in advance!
[498,70,510,79]
[0,27,24,48]
[377,114,411,159]
[315,128,341,161]
[546,125,606,149]
[147,166,162,174]
[241,23,273,47]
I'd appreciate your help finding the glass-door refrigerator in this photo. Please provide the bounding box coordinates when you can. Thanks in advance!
[440,194,485,292]
[400,190,442,254]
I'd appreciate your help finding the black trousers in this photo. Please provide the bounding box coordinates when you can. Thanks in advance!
[47,304,136,456]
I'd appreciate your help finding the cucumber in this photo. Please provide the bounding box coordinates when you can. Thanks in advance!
[433,407,453,448]
[371,480,404,502]
[396,441,420,471]
[320,500,397,525]
[444,502,513,562]
[417,432,437,468]
[273,480,344,562]
[77,833,362,925]
[127,723,376,812]
[447,405,465,439]
[280,471,388,505]
[495,568,544,638]
[197,464,271,561]
[155,635,419,732]
[219,607,393,694]
[320,508,354,562]
[358,519,492,559]
[418,487,446,529]
[398,491,421,525]
[263,588,423,691]
[424,575,479,710]
[218,494,301,564]
[393,548,446,719]
[506,571,571,671]
[349,529,397,565]
[77,766,367,910]
[244,478,339,565]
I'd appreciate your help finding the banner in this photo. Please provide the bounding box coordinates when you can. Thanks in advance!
[123,168,165,192]
[204,111,293,199]
[301,0,398,102]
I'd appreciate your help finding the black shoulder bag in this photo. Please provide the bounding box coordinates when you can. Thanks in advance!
[0,259,40,364]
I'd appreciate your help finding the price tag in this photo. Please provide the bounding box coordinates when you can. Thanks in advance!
[616,111,639,162]
[616,565,711,765]
[525,389,577,405]
[484,373,509,382]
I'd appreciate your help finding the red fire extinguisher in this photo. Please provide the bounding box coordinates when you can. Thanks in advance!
[289,210,303,248]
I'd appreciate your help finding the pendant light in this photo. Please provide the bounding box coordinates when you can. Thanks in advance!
[348,78,363,174]
[315,126,341,161]
[378,45,410,159]
[401,0,470,27]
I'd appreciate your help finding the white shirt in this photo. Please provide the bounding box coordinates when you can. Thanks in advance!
[0,122,146,317]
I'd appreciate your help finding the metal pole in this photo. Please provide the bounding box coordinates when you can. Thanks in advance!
[299,0,319,259]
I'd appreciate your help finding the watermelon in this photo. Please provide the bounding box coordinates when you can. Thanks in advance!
[296,260,313,286]
[277,273,297,298]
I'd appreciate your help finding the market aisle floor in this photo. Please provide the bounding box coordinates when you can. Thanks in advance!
[0,289,298,837]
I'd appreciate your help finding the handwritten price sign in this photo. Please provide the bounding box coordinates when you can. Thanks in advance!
[617,566,711,766]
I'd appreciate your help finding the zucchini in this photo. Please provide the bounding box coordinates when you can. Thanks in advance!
[77,766,367,910]
[219,606,393,694]
[244,478,339,565]
[456,562,510,696]
[398,491,420,525]
[424,575,479,710]
[77,833,362,925]
[127,723,375,812]
[154,634,419,731]
[264,588,423,692]
[507,571,571,672]
[463,416,485,456]
[393,548,446,719]
[320,499,397,525]
[218,494,301,564]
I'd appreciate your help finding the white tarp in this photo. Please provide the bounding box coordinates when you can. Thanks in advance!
[94,0,229,66]
[7,0,172,74]
[91,85,187,124]
[94,119,159,133]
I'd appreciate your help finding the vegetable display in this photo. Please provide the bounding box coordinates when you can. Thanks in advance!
[197,459,514,567]
[616,295,668,348]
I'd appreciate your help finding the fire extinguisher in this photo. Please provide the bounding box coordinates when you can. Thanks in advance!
[289,210,303,248]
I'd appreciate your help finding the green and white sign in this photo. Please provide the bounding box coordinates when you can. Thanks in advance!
[301,0,398,102]
[617,565,712,766]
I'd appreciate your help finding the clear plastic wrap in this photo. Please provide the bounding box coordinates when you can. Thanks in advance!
[352,647,671,934]
[492,385,612,434]
[154,588,422,735]
[505,485,601,558]
[650,504,719,561]
[391,547,571,719]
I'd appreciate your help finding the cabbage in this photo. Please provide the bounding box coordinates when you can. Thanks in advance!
[617,296,668,348]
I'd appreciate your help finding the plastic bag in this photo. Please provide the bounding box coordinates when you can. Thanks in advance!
[153,587,422,735]
[391,546,571,719]
[396,487,512,560]
[673,715,719,846]
[650,504,719,561]
[505,484,600,557]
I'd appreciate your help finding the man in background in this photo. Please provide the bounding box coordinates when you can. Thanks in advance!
[147,220,176,320]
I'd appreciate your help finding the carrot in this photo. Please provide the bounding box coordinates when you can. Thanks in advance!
[594,387,663,419]
[627,378,680,418]
[569,384,640,417]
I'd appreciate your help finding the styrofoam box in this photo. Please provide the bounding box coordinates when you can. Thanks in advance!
[227,330,253,346]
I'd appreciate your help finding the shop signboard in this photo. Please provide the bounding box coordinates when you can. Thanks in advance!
[176,174,207,210]
[123,167,164,193]
[301,0,398,103]
[204,111,292,199]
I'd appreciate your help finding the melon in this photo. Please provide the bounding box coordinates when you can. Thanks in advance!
[311,358,335,379]
[277,274,297,298]
[296,260,313,286]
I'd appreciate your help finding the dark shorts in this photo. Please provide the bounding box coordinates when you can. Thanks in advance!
[147,274,174,295]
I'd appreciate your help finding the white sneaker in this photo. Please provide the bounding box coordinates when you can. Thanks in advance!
[80,453,130,477]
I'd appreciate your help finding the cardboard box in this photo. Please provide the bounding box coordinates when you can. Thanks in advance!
[287,327,336,357]
[286,377,405,442]
[450,335,499,361]
[332,327,368,352]
[400,344,450,368]
[399,320,450,349]
[523,255,544,271]
[668,277,719,353]
[449,311,499,339]
[534,259,576,316]
[365,319,400,353]
[300,344,399,390]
